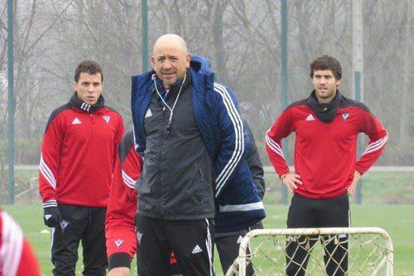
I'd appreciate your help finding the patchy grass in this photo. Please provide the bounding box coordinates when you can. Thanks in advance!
[3,204,414,275]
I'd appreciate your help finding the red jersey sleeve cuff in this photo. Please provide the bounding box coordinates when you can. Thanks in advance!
[355,166,365,176]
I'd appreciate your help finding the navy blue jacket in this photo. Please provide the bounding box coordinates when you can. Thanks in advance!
[131,55,265,233]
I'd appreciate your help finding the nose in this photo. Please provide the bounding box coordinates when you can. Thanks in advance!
[88,85,95,93]
[162,59,172,69]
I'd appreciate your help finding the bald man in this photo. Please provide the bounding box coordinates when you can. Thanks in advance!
[130,34,265,276]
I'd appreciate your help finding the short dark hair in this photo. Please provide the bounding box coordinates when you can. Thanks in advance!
[74,60,103,83]
[310,55,342,80]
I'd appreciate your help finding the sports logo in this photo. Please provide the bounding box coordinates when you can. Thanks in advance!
[236,235,244,244]
[305,114,315,121]
[60,220,70,232]
[342,113,350,121]
[115,239,124,248]
[145,109,152,118]
[338,234,348,239]
[72,118,82,125]
[191,245,203,254]
[103,115,111,124]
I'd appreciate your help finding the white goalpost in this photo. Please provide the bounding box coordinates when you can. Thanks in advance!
[226,227,393,276]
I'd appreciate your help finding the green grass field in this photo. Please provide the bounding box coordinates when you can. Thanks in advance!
[3,204,413,276]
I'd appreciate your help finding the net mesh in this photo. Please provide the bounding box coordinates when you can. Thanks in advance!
[225,228,393,276]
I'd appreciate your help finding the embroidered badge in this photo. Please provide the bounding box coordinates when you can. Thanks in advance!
[342,113,350,121]
[103,115,110,124]
[115,239,124,248]
[60,220,70,232]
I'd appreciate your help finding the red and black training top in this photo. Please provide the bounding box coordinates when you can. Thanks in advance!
[39,93,124,208]
[266,92,388,200]
[105,131,141,262]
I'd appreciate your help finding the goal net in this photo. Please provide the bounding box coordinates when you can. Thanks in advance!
[225,227,393,276]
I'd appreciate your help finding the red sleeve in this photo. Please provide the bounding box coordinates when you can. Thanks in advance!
[0,212,41,276]
[265,109,295,177]
[112,114,125,172]
[106,147,142,259]
[355,110,388,175]
[39,113,64,208]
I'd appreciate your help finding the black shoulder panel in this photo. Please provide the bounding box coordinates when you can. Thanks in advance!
[44,103,71,133]
[107,106,122,116]
[340,96,370,113]
[118,131,135,164]
[286,98,307,110]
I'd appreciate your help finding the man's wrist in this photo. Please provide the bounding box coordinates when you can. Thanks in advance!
[280,172,290,181]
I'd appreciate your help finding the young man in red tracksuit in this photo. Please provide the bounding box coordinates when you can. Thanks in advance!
[266,55,387,276]
[105,131,181,276]
[39,60,124,276]
[0,210,42,276]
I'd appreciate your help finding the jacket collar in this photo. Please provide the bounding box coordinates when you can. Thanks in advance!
[150,73,192,96]
[69,92,105,113]
[306,90,342,123]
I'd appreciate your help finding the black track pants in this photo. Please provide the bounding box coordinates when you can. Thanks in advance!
[136,215,215,276]
[215,231,254,276]
[51,204,107,276]
[286,193,350,276]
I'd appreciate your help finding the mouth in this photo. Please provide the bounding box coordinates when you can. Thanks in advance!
[162,72,176,78]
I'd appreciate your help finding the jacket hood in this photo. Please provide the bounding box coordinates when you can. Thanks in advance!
[189,54,212,74]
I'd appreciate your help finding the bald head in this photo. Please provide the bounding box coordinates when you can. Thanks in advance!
[151,34,191,89]
[153,34,188,56]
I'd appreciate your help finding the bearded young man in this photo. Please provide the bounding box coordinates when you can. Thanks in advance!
[266,55,388,276]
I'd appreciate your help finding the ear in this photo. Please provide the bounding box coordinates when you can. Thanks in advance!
[336,79,341,86]
[72,81,78,91]
[150,56,156,67]
[186,53,191,68]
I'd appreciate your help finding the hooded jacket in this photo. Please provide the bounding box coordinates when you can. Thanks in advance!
[131,55,265,232]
